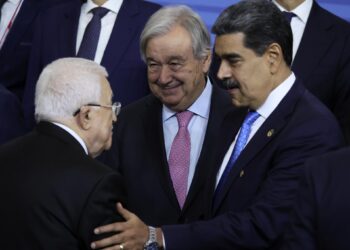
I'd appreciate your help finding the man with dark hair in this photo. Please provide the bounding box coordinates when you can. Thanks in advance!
[91,1,343,249]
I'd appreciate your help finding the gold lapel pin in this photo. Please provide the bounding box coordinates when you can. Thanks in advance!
[267,129,274,137]
[240,170,245,178]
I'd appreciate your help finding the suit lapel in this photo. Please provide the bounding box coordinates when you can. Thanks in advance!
[59,3,81,57]
[101,0,139,73]
[213,80,306,213]
[143,96,181,209]
[292,2,335,82]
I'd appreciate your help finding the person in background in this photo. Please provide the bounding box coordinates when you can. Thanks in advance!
[22,0,161,130]
[282,147,350,250]
[90,1,344,249]
[0,0,72,100]
[274,0,350,143]
[0,57,125,249]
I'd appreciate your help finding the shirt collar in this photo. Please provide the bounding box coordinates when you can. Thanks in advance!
[273,0,313,24]
[256,72,295,119]
[162,78,213,122]
[52,122,89,155]
[85,0,123,15]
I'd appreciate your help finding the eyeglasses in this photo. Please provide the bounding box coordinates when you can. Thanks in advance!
[73,102,121,116]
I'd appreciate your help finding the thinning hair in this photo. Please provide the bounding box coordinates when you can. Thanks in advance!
[35,57,108,122]
[140,5,211,61]
[212,0,293,66]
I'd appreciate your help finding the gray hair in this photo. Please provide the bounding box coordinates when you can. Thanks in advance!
[35,57,108,122]
[140,5,211,61]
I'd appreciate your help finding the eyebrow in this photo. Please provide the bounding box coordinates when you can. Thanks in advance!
[219,52,242,61]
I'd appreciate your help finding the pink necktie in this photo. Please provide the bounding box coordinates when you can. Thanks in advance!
[169,111,193,208]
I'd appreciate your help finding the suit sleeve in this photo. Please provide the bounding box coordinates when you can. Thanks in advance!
[162,118,343,250]
[77,172,126,248]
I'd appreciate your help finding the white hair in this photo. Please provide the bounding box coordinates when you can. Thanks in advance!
[35,57,108,122]
[140,5,211,62]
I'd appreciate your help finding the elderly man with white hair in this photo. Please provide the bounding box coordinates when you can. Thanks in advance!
[0,57,125,250]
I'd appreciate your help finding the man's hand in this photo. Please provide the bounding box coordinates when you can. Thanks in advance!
[91,203,148,250]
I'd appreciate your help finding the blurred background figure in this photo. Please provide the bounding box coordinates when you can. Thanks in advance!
[273,0,350,143]
[22,0,161,130]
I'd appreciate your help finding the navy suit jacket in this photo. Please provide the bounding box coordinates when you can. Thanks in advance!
[292,1,350,143]
[0,0,72,100]
[283,147,350,250]
[210,1,350,143]
[162,79,344,250]
[100,84,235,226]
[0,85,25,144]
[22,0,161,130]
[0,122,125,249]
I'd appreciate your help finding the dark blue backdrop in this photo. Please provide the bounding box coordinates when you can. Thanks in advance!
[148,0,350,42]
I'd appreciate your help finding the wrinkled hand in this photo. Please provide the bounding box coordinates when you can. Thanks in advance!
[91,203,148,250]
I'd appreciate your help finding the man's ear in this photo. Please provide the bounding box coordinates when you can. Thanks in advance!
[265,43,283,75]
[76,106,92,130]
[202,50,212,74]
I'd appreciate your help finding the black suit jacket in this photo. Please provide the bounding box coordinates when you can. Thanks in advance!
[0,0,72,100]
[283,147,350,250]
[22,0,161,130]
[162,79,344,250]
[101,84,234,226]
[0,122,125,249]
[292,1,350,142]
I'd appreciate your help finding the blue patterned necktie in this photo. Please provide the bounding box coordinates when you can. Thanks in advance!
[282,11,297,24]
[214,111,260,200]
[77,7,109,60]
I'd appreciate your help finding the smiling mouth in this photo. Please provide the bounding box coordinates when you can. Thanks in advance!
[158,81,182,90]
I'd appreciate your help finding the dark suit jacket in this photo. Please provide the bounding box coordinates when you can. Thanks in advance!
[0,85,25,144]
[0,0,72,100]
[0,122,125,249]
[22,0,161,130]
[101,84,234,226]
[292,1,350,143]
[211,1,350,143]
[161,79,344,250]
[283,147,350,250]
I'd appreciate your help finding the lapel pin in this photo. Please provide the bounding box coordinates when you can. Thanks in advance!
[267,129,274,137]
[240,170,245,178]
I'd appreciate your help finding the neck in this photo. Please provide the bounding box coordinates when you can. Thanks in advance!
[92,0,107,6]
[276,0,305,11]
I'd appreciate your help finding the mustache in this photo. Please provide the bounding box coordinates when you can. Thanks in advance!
[221,79,240,90]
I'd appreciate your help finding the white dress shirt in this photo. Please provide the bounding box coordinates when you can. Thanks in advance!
[273,0,313,61]
[0,0,24,48]
[76,0,123,63]
[53,122,89,155]
[215,73,296,187]
[163,80,213,193]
